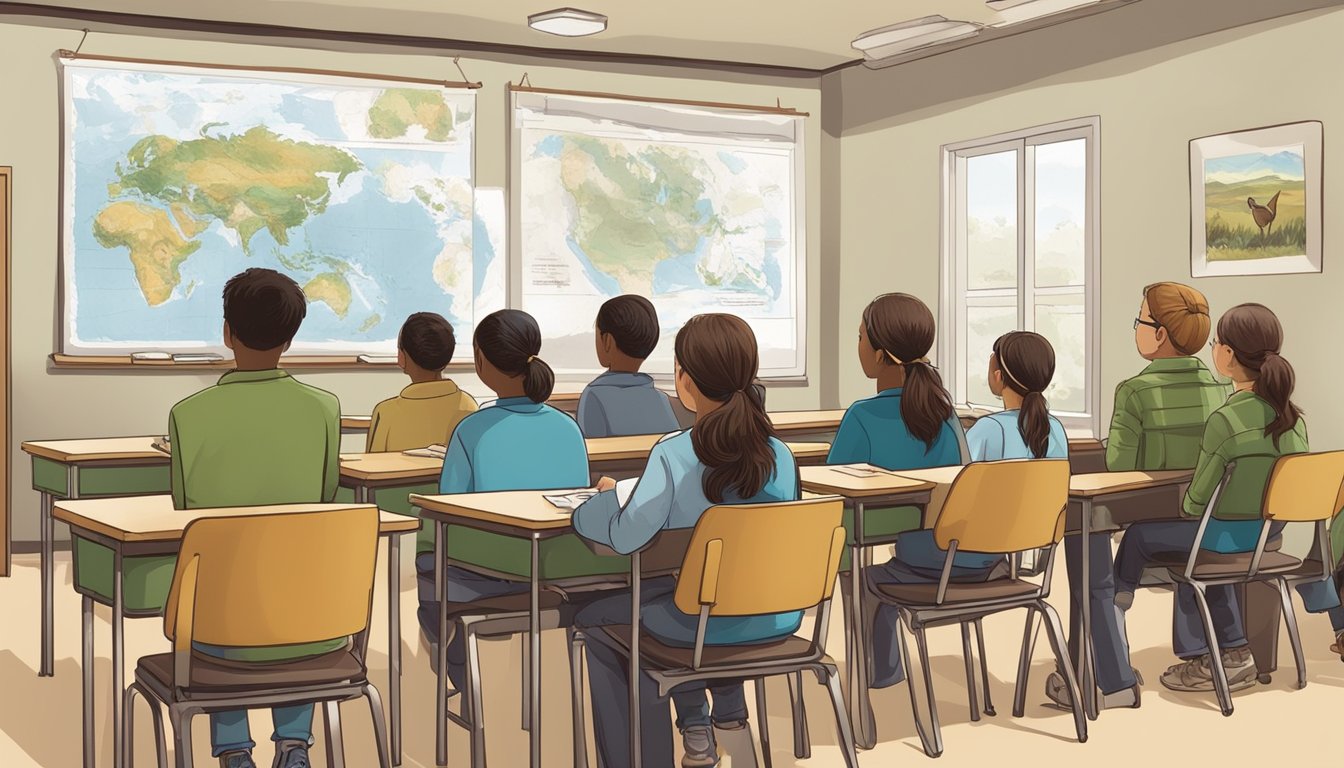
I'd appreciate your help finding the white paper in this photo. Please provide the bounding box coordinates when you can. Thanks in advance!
[832,464,898,479]
[615,478,637,506]
[402,444,447,458]
[543,491,597,510]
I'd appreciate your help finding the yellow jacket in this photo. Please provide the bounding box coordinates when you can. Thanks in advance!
[366,379,478,452]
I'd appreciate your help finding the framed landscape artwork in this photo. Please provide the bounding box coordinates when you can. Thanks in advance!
[1190,121,1323,277]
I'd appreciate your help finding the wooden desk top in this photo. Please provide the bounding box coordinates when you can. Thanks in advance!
[1069,438,1104,451]
[1068,470,1193,498]
[52,496,418,543]
[338,452,444,482]
[22,437,169,464]
[799,464,937,499]
[412,490,581,532]
[769,410,846,431]
[341,415,372,431]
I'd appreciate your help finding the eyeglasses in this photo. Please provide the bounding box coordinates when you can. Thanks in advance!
[1134,318,1162,331]
[1209,338,1221,351]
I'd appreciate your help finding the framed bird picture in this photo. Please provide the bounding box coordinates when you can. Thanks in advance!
[1190,121,1323,277]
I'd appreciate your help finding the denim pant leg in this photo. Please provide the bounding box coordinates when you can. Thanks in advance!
[210,711,255,757]
[1063,533,1137,695]
[415,554,531,689]
[585,627,678,768]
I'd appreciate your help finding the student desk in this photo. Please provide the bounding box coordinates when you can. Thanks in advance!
[341,415,372,434]
[768,410,847,441]
[796,464,941,749]
[52,497,417,768]
[21,437,173,679]
[587,435,832,478]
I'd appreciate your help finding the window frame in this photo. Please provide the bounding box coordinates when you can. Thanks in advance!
[938,117,1102,437]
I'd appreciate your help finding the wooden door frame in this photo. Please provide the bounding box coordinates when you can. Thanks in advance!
[1,167,10,575]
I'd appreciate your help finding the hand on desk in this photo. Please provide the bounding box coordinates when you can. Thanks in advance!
[595,476,618,492]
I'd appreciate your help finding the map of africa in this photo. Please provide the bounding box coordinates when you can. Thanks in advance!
[63,61,498,353]
[519,127,800,375]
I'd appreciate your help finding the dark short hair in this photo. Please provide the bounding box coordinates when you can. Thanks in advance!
[398,312,457,371]
[222,268,306,351]
[595,295,660,360]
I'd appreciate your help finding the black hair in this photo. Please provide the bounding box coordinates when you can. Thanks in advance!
[595,294,661,360]
[398,312,457,371]
[474,309,554,403]
[222,268,306,351]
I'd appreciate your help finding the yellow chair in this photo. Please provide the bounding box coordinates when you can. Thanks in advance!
[568,496,859,768]
[1156,450,1344,715]
[865,459,1086,757]
[122,507,390,768]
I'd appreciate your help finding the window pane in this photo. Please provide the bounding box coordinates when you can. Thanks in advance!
[966,304,1018,407]
[1035,294,1086,413]
[966,151,1018,290]
[1034,139,1087,288]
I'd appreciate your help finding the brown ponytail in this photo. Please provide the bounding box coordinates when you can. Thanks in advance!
[474,309,555,404]
[992,331,1057,459]
[861,294,955,450]
[1216,303,1302,446]
[675,314,778,503]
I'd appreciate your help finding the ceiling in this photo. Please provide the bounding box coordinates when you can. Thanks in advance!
[1,0,1337,72]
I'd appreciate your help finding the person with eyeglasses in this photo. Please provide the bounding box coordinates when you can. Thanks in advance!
[1045,282,1226,710]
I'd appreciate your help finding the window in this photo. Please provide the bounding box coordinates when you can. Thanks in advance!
[940,118,1100,436]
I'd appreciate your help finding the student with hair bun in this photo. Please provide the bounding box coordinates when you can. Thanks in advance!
[415,309,590,690]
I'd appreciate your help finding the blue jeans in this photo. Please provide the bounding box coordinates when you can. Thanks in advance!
[415,554,530,690]
[575,578,757,768]
[193,645,314,756]
[1063,533,1139,695]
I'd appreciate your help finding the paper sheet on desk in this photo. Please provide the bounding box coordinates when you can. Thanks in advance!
[402,444,447,459]
[545,479,637,511]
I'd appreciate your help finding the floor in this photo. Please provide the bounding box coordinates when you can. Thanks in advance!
[0,543,1339,767]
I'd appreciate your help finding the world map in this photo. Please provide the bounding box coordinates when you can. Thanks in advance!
[63,62,495,353]
[519,128,799,374]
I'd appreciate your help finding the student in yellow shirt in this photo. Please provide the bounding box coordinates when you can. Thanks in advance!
[366,312,478,452]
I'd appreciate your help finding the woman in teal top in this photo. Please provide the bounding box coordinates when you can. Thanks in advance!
[414,309,590,690]
[573,314,799,768]
[1113,303,1308,695]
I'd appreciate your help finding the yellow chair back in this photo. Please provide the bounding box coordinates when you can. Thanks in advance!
[933,460,1070,554]
[1263,451,1344,523]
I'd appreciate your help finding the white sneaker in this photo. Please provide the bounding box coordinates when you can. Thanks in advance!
[1044,669,1142,709]
[679,725,719,768]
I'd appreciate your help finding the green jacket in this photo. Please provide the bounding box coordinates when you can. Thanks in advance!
[1185,390,1309,521]
[1106,357,1228,472]
[170,369,344,660]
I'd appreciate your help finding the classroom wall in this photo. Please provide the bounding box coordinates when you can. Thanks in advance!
[832,6,1344,445]
[0,21,823,543]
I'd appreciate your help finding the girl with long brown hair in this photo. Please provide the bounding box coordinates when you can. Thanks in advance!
[966,331,1067,461]
[573,313,801,768]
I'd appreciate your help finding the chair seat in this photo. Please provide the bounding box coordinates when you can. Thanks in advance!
[872,578,1040,606]
[1158,550,1303,579]
[138,647,366,695]
[445,590,565,619]
[598,625,819,670]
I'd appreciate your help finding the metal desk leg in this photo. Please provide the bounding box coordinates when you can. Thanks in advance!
[1078,499,1098,721]
[388,532,402,766]
[435,521,450,767]
[82,595,94,768]
[528,535,541,768]
[113,548,126,768]
[850,503,876,750]
[629,551,642,768]
[40,491,54,677]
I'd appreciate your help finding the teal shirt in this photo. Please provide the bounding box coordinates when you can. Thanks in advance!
[574,430,802,646]
[828,388,964,470]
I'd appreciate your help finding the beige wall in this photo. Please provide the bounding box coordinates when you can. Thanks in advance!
[833,7,1344,445]
[0,21,823,542]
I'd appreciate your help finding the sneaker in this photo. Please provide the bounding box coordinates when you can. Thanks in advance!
[1331,630,1344,660]
[272,740,310,768]
[1114,590,1135,611]
[1043,669,1142,709]
[680,724,719,767]
[419,628,440,675]
[219,751,257,768]
[1159,648,1257,693]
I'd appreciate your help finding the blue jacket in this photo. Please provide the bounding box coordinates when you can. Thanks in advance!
[577,371,679,438]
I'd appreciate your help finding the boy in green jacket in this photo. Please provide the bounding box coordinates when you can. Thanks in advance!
[169,268,340,768]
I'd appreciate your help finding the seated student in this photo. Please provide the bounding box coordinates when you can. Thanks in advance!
[1110,303,1313,693]
[1047,282,1225,710]
[827,293,964,690]
[366,312,478,453]
[168,268,341,768]
[572,314,799,768]
[414,309,589,689]
[578,295,679,437]
[964,332,1068,463]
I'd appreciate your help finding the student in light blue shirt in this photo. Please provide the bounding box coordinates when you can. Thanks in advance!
[578,294,679,437]
[964,332,1069,464]
[827,294,966,690]
[414,309,590,690]
[573,313,799,768]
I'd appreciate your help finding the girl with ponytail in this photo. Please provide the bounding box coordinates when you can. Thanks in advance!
[415,309,589,688]
[573,313,801,768]
[1112,302,1327,695]
[966,331,1067,461]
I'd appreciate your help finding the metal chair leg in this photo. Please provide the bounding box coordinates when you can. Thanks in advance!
[365,685,393,768]
[1013,608,1037,718]
[1189,584,1234,716]
[960,623,981,722]
[1038,602,1088,744]
[1275,578,1308,690]
[465,626,488,768]
[974,618,996,716]
[144,689,168,768]
[787,671,810,759]
[820,666,860,768]
[123,684,138,768]
[520,634,531,732]
[569,631,590,768]
[896,616,939,757]
[324,700,347,768]
[168,706,193,768]
[754,678,773,768]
